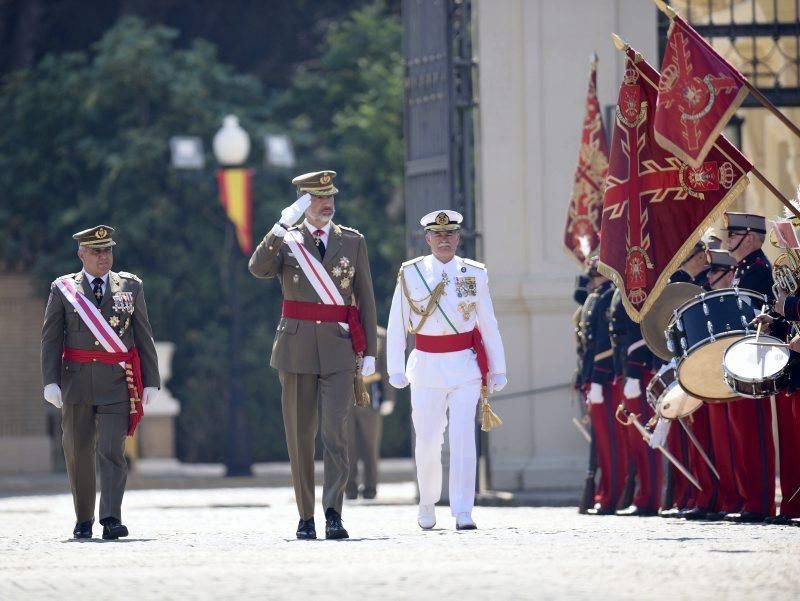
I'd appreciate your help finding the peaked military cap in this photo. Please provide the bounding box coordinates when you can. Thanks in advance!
[73,225,116,248]
[291,170,338,197]
[420,209,462,232]
[702,227,723,251]
[707,249,737,271]
[724,212,766,234]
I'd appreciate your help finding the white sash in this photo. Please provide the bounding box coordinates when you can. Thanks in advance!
[283,229,348,329]
[56,277,129,368]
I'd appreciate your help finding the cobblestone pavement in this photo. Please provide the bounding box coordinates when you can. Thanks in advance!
[1,483,799,600]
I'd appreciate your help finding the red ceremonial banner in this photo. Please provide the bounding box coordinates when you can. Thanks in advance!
[654,15,748,168]
[565,59,609,265]
[599,45,752,322]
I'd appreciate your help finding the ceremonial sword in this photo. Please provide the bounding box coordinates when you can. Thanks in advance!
[616,405,702,491]
[677,417,720,481]
[572,417,592,443]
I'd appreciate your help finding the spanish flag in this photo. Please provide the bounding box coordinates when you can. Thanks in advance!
[216,168,253,254]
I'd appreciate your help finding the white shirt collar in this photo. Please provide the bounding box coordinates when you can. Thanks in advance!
[430,254,458,274]
[83,270,109,286]
[303,219,331,238]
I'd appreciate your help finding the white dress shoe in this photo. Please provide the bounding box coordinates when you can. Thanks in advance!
[456,512,477,530]
[417,504,436,529]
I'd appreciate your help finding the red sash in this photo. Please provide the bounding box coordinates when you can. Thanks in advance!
[63,346,144,435]
[414,328,489,386]
[281,300,366,354]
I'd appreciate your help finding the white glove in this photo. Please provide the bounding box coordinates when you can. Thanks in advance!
[43,383,63,409]
[379,400,395,416]
[587,382,604,404]
[361,356,376,377]
[623,377,641,399]
[143,387,159,406]
[270,222,288,237]
[488,373,507,394]
[389,373,409,389]
[649,417,671,449]
[281,193,312,226]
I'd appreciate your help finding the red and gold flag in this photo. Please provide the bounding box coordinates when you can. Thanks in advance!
[216,168,253,254]
[599,44,752,322]
[654,14,748,168]
[565,57,609,265]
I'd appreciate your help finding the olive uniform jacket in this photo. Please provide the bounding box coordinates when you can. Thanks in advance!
[40,271,161,405]
[248,222,378,375]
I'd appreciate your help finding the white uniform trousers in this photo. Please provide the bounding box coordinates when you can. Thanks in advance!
[411,379,481,516]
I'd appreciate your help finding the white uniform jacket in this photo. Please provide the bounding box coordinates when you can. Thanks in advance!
[386,254,506,389]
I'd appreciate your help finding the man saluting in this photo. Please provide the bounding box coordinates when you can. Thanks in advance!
[386,210,507,530]
[249,170,377,540]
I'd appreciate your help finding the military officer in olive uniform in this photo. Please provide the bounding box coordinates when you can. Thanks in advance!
[249,170,378,540]
[41,225,160,540]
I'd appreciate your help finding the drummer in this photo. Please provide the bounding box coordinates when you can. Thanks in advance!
[723,213,777,523]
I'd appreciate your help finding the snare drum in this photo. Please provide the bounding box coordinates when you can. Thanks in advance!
[645,361,703,419]
[722,334,790,398]
[667,288,767,401]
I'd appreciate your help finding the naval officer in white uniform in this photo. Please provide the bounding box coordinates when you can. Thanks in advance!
[386,210,507,530]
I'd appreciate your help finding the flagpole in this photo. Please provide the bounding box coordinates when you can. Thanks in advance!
[653,0,800,142]
[752,166,800,221]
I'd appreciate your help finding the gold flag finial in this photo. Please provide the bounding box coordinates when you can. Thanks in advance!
[653,0,678,19]
[611,33,628,52]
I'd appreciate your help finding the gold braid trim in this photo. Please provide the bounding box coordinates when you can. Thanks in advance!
[399,269,446,334]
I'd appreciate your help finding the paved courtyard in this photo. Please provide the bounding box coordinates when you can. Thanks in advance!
[1,482,799,600]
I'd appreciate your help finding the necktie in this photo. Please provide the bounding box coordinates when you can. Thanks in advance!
[314,229,326,259]
[92,277,103,304]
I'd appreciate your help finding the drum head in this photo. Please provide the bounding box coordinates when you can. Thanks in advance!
[677,336,741,400]
[723,335,790,382]
[658,383,703,419]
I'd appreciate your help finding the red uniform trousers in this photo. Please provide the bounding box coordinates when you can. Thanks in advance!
[683,405,717,511]
[612,378,632,506]
[620,371,662,511]
[589,381,627,510]
[706,402,743,513]
[727,397,776,516]
[665,420,692,509]
[776,391,800,517]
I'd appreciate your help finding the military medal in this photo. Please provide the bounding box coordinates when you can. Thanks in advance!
[455,276,477,298]
[293,274,300,284]
[109,316,120,327]
[112,291,134,314]
[457,301,476,321]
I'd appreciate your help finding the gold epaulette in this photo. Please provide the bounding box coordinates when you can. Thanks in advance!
[118,271,142,283]
[401,256,424,268]
[339,225,363,236]
[462,258,485,270]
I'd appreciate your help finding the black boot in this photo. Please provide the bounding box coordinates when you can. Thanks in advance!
[73,519,93,539]
[324,508,349,540]
[100,517,129,540]
[296,518,317,540]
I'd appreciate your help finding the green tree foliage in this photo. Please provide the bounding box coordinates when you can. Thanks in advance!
[0,2,409,461]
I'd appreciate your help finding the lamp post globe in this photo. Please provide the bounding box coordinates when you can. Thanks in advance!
[213,115,251,166]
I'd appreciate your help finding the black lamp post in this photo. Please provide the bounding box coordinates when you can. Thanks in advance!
[213,115,253,477]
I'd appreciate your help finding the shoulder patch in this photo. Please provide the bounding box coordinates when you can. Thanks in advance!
[118,271,142,283]
[401,256,424,268]
[339,225,363,237]
[462,258,486,270]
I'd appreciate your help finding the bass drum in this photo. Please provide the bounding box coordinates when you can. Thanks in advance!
[722,334,790,398]
[668,288,768,401]
[645,361,703,420]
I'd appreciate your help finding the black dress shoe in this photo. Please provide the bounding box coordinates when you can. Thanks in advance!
[586,504,614,515]
[765,514,795,526]
[296,518,317,540]
[615,505,658,517]
[324,508,349,540]
[345,489,358,500]
[73,520,93,539]
[680,507,710,521]
[723,511,766,523]
[362,488,376,500]
[100,518,129,540]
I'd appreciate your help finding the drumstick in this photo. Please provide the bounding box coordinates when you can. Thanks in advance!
[745,341,790,347]
[755,304,767,344]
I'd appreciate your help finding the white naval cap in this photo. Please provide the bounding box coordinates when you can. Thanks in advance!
[420,209,463,231]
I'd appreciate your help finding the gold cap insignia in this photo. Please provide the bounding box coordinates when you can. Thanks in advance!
[435,212,449,226]
[95,228,108,239]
